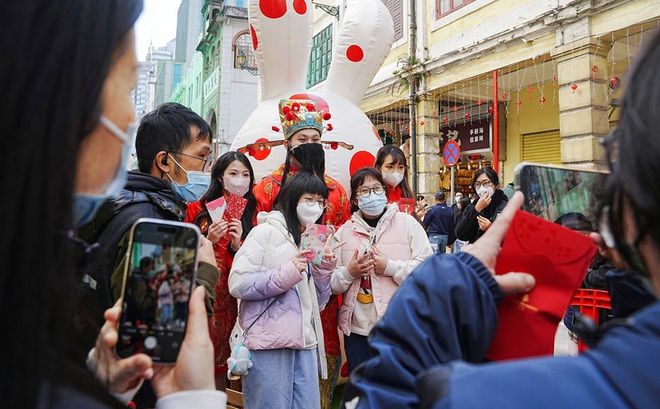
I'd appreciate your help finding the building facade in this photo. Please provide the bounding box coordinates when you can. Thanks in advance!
[355,0,659,197]
[196,0,258,156]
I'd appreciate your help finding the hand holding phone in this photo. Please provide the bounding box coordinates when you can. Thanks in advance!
[91,301,154,394]
[115,219,201,364]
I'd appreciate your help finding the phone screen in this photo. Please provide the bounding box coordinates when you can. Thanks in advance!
[116,219,200,363]
[514,162,608,232]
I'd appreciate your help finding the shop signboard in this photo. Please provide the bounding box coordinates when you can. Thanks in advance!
[439,116,492,154]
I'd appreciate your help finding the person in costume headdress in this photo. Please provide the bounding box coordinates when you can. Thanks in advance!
[241,99,350,409]
[249,99,351,228]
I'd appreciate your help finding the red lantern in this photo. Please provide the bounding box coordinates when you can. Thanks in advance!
[420,121,425,126]
[591,65,598,72]
[443,117,449,124]
[465,113,470,119]
[609,77,621,90]
[571,83,578,93]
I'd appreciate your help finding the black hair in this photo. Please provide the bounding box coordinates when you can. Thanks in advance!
[136,102,213,173]
[374,145,414,199]
[193,151,257,239]
[603,32,660,259]
[472,167,500,190]
[349,167,388,213]
[140,256,155,270]
[554,212,594,232]
[416,195,425,201]
[435,190,446,202]
[0,1,142,407]
[276,172,329,246]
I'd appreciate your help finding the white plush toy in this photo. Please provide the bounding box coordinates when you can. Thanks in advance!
[227,342,253,379]
[230,0,395,190]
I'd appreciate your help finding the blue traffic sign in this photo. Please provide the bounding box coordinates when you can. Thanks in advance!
[443,140,460,166]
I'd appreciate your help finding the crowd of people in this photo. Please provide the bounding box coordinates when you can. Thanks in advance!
[2,1,659,409]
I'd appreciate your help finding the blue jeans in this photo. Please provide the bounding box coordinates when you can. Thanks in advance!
[344,333,371,373]
[429,234,449,254]
[453,239,468,253]
[243,348,320,409]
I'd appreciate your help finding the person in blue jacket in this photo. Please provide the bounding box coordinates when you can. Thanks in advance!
[342,31,660,409]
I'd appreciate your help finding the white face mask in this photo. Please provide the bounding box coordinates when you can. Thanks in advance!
[297,202,324,226]
[382,171,404,187]
[223,176,250,197]
[476,186,494,198]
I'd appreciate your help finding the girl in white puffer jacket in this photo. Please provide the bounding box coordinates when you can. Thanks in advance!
[229,172,339,409]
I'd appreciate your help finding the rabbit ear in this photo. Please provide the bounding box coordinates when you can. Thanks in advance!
[325,0,395,105]
[249,0,313,102]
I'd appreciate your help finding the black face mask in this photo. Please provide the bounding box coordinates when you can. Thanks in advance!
[290,143,325,178]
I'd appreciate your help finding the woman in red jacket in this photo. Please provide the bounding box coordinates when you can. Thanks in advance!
[374,146,416,216]
[185,151,257,388]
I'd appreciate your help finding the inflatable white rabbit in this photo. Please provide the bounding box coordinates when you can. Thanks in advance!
[229,0,395,190]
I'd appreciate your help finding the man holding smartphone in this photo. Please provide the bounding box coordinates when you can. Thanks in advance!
[79,103,219,334]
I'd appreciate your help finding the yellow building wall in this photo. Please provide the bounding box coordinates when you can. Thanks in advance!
[502,80,559,184]
[426,0,528,44]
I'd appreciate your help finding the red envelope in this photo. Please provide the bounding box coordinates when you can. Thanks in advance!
[222,194,248,222]
[486,210,597,361]
[397,198,416,216]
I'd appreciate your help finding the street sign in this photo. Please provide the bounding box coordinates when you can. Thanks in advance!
[443,140,460,166]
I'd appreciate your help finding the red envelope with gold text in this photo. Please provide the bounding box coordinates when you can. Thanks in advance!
[486,210,597,361]
[398,198,416,216]
[222,194,248,222]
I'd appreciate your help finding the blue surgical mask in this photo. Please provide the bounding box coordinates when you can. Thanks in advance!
[358,192,387,217]
[166,154,211,202]
[73,116,136,227]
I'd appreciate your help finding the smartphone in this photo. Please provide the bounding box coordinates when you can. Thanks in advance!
[115,218,201,363]
[514,162,608,232]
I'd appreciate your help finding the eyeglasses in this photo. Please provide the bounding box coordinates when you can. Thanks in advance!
[300,197,328,208]
[357,185,385,198]
[168,151,214,172]
[474,180,493,189]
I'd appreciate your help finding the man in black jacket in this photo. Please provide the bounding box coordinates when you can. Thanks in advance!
[80,103,218,327]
